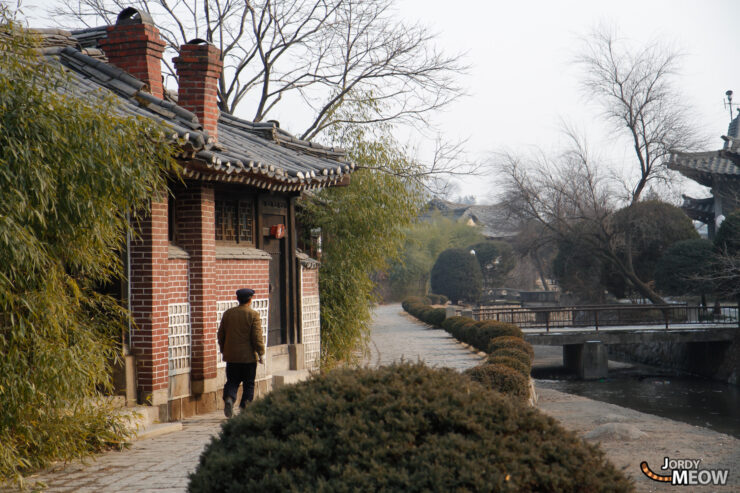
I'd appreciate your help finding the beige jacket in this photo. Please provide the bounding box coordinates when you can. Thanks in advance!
[217,304,265,363]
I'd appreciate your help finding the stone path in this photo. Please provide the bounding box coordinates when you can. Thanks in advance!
[366,304,484,370]
[8,303,479,492]
[8,412,226,492]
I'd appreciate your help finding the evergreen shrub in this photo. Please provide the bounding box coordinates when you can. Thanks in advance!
[488,336,535,359]
[189,363,633,493]
[426,308,446,326]
[469,321,523,351]
[465,363,530,401]
[487,356,530,378]
[489,348,532,367]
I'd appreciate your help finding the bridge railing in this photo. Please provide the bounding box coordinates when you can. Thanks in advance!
[474,304,739,332]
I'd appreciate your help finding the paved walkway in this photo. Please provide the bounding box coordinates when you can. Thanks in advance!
[367,304,484,370]
[11,412,226,492]
[9,304,479,492]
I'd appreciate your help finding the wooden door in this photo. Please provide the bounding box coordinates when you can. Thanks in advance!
[263,213,286,345]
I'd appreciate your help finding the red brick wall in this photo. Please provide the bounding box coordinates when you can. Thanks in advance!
[130,198,169,395]
[176,184,217,383]
[165,259,189,302]
[214,260,270,301]
[302,268,319,297]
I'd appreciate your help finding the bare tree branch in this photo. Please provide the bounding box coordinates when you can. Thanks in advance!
[49,0,466,141]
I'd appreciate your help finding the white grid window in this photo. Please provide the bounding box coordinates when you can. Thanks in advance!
[216,299,269,368]
[302,295,321,370]
[168,303,191,375]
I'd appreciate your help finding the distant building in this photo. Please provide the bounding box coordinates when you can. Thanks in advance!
[423,197,517,240]
[670,112,740,238]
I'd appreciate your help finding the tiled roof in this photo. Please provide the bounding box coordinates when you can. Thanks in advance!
[680,195,714,223]
[669,150,740,187]
[31,29,352,192]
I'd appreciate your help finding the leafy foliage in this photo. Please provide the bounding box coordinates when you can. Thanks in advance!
[0,16,176,482]
[389,213,484,300]
[715,211,740,256]
[300,118,424,368]
[610,200,698,291]
[654,239,715,296]
[469,240,516,291]
[430,248,483,304]
[188,363,634,493]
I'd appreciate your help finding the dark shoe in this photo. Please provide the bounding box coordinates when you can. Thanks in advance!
[224,397,234,418]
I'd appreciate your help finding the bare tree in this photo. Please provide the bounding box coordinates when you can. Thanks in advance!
[495,30,703,304]
[577,28,701,203]
[497,128,673,304]
[49,0,464,141]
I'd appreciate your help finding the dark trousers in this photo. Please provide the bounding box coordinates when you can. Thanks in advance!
[223,362,258,408]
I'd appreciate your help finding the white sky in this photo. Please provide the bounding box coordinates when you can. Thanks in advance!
[19,0,740,204]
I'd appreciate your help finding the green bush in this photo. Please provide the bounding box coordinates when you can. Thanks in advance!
[465,363,530,401]
[189,363,633,493]
[488,356,530,378]
[426,308,446,326]
[440,315,465,332]
[430,248,483,304]
[488,336,535,359]
[490,348,532,367]
[468,320,523,352]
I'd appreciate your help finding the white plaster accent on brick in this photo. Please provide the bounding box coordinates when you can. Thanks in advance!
[301,294,320,371]
[167,303,191,376]
[216,298,269,368]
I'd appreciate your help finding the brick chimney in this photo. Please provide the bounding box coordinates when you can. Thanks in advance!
[173,40,223,141]
[98,8,166,99]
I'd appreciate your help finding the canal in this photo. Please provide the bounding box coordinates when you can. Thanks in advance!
[532,345,740,439]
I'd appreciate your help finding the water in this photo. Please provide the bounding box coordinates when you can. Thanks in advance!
[533,349,740,438]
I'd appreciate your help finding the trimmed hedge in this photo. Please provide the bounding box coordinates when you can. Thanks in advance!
[469,320,523,352]
[488,355,530,378]
[488,336,535,360]
[189,363,633,493]
[464,363,530,401]
[489,347,532,367]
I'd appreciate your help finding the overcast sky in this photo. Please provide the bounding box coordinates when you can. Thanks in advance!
[19,0,740,204]
[393,0,740,203]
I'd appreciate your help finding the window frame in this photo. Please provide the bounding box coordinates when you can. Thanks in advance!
[214,192,256,246]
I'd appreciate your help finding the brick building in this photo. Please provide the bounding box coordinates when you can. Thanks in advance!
[31,8,353,420]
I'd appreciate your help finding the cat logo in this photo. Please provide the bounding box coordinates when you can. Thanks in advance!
[641,457,729,486]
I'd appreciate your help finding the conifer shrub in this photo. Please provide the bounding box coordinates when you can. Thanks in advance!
[488,355,530,378]
[489,347,532,367]
[426,308,447,326]
[465,363,530,401]
[440,315,465,332]
[189,363,633,493]
[488,336,535,359]
[468,320,523,352]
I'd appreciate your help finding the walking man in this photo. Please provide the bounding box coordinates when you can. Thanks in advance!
[217,288,265,417]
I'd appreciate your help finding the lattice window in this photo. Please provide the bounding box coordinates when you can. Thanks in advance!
[216,299,269,368]
[238,201,254,244]
[215,197,254,245]
[301,294,321,370]
[168,303,191,376]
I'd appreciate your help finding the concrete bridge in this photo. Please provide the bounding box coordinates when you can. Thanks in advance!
[457,303,740,380]
[523,326,738,379]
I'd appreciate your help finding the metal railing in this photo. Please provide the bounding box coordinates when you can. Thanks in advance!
[473,304,740,332]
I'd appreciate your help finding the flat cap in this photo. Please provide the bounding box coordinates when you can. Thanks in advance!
[236,288,255,298]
